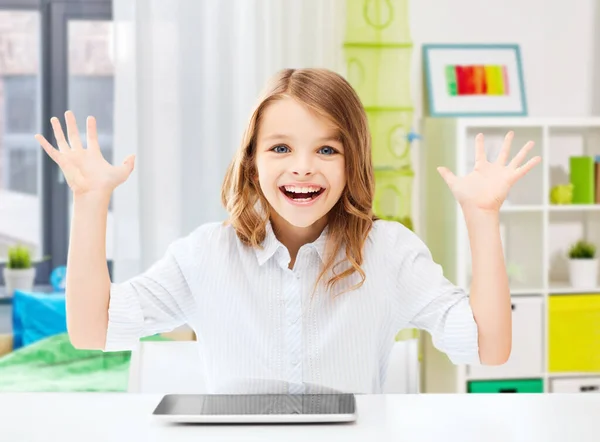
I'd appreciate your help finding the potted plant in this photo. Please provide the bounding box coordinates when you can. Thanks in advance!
[568,240,598,288]
[2,244,36,297]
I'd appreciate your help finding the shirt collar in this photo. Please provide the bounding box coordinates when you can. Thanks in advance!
[255,220,330,266]
[255,221,282,266]
[311,224,329,263]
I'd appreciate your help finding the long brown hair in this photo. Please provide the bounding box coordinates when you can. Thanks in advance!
[221,68,377,295]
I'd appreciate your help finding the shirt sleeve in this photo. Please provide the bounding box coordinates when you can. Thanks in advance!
[104,238,196,352]
[392,225,481,365]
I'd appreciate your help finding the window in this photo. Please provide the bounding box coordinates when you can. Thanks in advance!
[0,10,42,264]
[4,75,39,195]
[0,0,112,286]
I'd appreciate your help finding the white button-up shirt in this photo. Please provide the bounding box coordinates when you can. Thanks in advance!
[105,219,480,394]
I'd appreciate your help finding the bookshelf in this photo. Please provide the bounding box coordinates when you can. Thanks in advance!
[419,117,600,394]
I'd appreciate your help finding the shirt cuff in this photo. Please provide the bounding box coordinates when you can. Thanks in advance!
[104,282,144,352]
[443,300,481,365]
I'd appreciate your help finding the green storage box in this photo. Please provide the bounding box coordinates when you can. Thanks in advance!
[345,0,411,44]
[468,379,544,393]
[367,109,413,169]
[344,45,412,108]
[374,167,414,223]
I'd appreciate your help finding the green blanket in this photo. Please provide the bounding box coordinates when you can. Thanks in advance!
[0,333,168,392]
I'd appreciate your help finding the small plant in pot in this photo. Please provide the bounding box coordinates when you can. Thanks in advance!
[3,244,36,297]
[568,240,598,289]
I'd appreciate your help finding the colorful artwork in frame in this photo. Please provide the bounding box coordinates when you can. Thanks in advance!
[423,44,527,117]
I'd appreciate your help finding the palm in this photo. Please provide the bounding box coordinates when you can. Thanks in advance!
[58,142,122,194]
[438,132,541,212]
[35,111,134,196]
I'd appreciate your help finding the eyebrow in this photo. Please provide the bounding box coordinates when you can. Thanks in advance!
[261,133,341,143]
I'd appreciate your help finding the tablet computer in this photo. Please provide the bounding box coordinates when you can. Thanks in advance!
[152,393,357,423]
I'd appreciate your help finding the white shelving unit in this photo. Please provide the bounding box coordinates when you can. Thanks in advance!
[418,117,600,394]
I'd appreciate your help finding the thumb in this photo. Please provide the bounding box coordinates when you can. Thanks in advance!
[437,166,456,187]
[118,154,135,178]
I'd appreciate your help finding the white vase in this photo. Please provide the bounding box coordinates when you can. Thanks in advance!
[2,267,36,297]
[568,259,599,289]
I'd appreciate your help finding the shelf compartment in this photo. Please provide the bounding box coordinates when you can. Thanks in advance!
[367,109,414,170]
[373,167,414,222]
[465,211,544,292]
[344,45,412,109]
[504,211,544,291]
[548,126,600,206]
[548,211,600,288]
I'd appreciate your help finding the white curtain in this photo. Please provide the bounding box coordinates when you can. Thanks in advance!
[111,0,346,281]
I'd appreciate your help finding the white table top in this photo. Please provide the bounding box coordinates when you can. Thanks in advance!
[1,392,598,442]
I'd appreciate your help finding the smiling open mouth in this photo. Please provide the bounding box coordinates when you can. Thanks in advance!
[279,186,325,202]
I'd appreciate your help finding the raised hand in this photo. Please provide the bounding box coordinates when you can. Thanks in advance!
[437,131,541,213]
[35,111,135,196]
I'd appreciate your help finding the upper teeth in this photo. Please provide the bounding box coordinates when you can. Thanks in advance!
[284,186,322,193]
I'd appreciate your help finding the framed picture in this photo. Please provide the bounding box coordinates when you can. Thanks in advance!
[423,44,527,117]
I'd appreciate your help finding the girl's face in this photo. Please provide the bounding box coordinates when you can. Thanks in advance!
[255,97,346,230]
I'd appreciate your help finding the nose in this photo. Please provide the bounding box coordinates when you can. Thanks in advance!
[291,152,315,177]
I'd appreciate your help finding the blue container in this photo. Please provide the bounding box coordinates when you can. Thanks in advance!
[12,290,66,349]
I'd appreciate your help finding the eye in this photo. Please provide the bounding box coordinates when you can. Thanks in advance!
[271,145,290,154]
[319,146,338,155]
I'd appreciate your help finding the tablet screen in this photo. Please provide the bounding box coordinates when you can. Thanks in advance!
[153,394,356,416]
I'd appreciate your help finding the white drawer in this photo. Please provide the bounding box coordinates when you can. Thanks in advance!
[467,296,543,379]
[551,377,600,393]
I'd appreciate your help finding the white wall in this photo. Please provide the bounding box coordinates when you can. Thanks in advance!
[409,0,598,117]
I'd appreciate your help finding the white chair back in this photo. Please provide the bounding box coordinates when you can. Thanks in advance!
[383,338,420,394]
[127,340,207,393]
[127,339,419,394]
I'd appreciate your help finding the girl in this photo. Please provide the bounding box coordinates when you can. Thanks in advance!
[35,68,540,394]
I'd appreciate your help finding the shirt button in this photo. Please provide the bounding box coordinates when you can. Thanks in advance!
[292,358,300,365]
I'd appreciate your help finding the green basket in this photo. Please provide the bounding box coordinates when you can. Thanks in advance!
[344,45,412,108]
[374,167,414,222]
[367,108,413,169]
[345,0,411,44]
